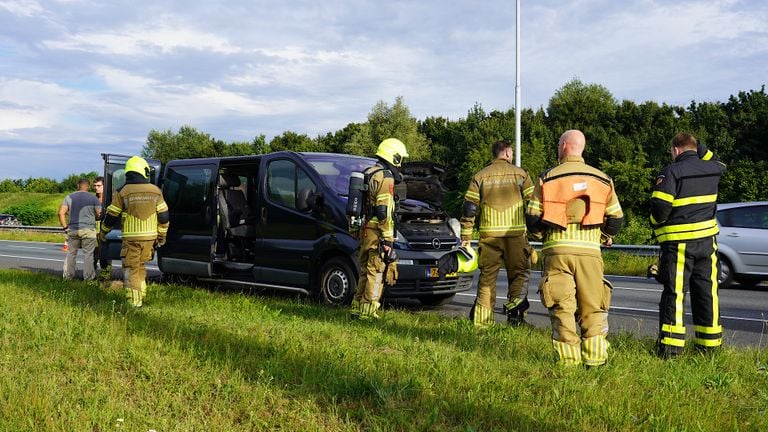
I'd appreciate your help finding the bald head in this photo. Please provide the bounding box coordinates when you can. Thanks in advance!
[558,129,586,159]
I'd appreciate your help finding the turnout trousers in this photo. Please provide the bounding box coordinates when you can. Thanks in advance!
[121,240,154,307]
[539,253,612,366]
[657,237,722,356]
[472,234,531,326]
[352,228,386,318]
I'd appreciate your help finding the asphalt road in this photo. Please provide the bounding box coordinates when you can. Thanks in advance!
[2,239,766,347]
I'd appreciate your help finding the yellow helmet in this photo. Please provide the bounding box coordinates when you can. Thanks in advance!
[375,138,409,167]
[456,246,479,273]
[125,156,150,179]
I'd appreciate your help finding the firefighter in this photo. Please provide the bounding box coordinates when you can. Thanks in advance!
[100,156,169,308]
[460,140,534,327]
[651,133,726,358]
[526,130,623,366]
[350,138,408,320]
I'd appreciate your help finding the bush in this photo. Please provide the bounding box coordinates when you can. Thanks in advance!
[3,203,52,226]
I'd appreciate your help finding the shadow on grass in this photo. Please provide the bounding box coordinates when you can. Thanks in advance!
[7,270,559,431]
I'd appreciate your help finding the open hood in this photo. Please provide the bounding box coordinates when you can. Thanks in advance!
[399,162,448,209]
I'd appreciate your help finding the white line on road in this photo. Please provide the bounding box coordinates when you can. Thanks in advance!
[0,254,159,271]
[455,293,766,323]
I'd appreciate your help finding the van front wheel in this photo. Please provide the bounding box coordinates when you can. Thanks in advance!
[317,257,357,306]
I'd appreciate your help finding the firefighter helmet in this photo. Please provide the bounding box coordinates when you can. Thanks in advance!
[125,156,150,179]
[455,245,478,273]
[436,245,478,279]
[375,138,409,167]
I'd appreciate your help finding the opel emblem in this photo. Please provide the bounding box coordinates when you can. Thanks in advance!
[431,238,441,249]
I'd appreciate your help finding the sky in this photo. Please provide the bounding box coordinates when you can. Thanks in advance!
[1,0,767,181]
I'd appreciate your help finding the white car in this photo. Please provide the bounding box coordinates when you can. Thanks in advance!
[716,202,768,288]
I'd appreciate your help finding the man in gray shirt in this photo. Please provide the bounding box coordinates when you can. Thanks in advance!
[59,179,102,280]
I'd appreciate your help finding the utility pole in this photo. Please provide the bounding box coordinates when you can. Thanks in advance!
[515,0,521,166]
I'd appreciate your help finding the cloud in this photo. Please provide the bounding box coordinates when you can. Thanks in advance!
[0,0,44,17]
[42,16,241,56]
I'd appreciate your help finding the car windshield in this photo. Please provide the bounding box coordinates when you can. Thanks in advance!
[302,153,377,196]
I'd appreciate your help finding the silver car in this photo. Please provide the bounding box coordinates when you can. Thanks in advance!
[716,201,768,288]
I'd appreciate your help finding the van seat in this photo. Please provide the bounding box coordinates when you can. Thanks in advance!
[218,174,257,238]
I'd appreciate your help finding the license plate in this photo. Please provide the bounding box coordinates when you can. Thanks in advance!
[428,267,457,278]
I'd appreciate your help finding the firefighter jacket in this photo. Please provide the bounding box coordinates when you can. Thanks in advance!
[526,156,623,256]
[363,163,396,242]
[650,148,726,244]
[460,159,534,241]
[102,174,169,242]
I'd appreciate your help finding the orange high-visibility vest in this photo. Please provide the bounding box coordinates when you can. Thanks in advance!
[541,174,611,229]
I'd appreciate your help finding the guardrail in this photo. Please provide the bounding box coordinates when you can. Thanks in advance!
[470,240,659,257]
[1,225,660,256]
[0,225,64,233]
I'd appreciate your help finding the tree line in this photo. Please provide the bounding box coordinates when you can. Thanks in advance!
[4,79,766,244]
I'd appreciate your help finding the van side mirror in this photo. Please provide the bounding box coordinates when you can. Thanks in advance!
[297,188,323,212]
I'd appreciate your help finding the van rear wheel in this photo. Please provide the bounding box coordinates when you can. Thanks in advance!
[317,257,356,306]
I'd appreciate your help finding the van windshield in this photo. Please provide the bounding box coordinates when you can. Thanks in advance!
[302,154,377,196]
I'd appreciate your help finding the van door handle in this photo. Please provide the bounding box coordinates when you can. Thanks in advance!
[261,207,267,224]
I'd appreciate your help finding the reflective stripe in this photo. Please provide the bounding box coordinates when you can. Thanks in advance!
[543,224,601,251]
[655,225,719,243]
[106,204,122,215]
[605,202,622,214]
[710,238,720,328]
[651,190,674,203]
[465,190,480,201]
[672,194,717,207]
[522,185,534,196]
[156,202,169,212]
[653,219,719,243]
[553,340,582,366]
[528,200,542,212]
[661,323,686,334]
[542,240,601,252]
[650,214,658,225]
[675,244,685,328]
[702,150,713,161]
[694,325,723,334]
[693,337,722,347]
[660,337,686,347]
[479,202,527,234]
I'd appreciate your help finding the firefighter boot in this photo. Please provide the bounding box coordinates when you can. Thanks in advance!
[350,299,361,318]
[581,335,610,367]
[503,298,530,327]
[358,301,381,320]
[471,302,495,328]
[553,340,582,366]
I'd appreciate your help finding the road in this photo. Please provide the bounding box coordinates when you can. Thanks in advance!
[1,239,766,347]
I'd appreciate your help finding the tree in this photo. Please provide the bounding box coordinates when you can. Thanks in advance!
[0,179,21,193]
[547,79,620,165]
[343,97,431,161]
[269,131,328,153]
[142,126,257,163]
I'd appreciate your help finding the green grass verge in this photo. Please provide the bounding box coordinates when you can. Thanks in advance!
[0,269,766,431]
[0,192,67,226]
[0,230,66,243]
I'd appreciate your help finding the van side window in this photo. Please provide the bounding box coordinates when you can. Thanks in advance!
[163,165,215,233]
[267,160,316,210]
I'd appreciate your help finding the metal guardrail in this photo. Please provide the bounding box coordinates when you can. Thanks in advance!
[0,225,64,233]
[1,225,660,256]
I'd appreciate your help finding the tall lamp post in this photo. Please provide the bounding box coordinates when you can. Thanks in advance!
[515,0,521,166]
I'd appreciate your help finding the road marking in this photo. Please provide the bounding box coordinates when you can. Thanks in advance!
[455,293,766,323]
[0,254,159,271]
[7,245,51,250]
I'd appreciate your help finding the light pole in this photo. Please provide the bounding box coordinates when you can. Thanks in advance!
[515,0,521,166]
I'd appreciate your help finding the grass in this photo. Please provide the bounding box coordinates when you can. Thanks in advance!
[0,269,766,431]
[0,229,66,243]
[0,192,66,226]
